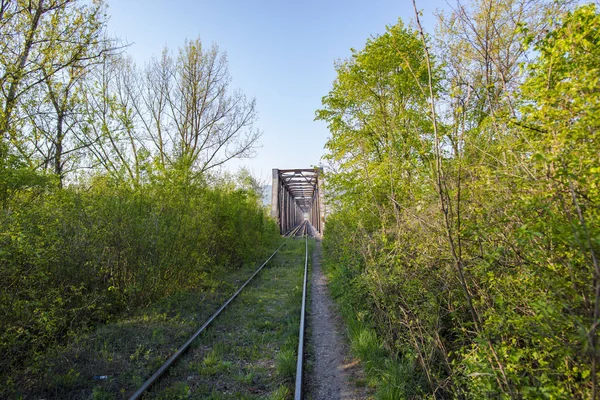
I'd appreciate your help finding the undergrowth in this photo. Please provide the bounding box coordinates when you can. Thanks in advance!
[321,254,430,400]
[6,237,312,399]
[1,175,280,397]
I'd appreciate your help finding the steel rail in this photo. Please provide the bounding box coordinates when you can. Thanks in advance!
[295,221,304,237]
[285,221,305,238]
[289,220,306,238]
[128,239,289,400]
[294,233,309,399]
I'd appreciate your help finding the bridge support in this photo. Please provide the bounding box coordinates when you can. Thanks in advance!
[271,168,325,236]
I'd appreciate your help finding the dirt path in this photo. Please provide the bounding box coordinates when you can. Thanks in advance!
[307,240,370,400]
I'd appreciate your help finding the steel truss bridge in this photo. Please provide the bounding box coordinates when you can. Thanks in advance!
[271,168,325,236]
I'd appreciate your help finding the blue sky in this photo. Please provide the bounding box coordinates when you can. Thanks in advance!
[105,0,448,183]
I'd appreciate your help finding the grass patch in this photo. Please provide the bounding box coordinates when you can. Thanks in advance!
[275,348,297,381]
[4,237,315,399]
[140,237,311,399]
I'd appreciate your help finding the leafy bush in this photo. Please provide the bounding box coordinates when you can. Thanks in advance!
[0,174,279,379]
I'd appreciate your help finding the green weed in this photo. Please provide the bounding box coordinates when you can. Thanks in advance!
[269,384,291,400]
[91,387,115,400]
[275,348,297,381]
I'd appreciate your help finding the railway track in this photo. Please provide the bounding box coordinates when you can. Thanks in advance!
[286,219,307,237]
[129,222,311,400]
[295,223,309,400]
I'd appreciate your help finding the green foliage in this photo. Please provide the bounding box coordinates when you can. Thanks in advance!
[320,3,600,399]
[0,175,279,382]
[317,20,436,219]
[0,6,270,389]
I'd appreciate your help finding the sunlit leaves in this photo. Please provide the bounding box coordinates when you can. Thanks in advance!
[320,2,600,398]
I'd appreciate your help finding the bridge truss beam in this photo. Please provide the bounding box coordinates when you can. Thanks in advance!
[271,168,325,236]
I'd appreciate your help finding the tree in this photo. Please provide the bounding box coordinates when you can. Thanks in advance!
[22,2,116,186]
[318,1,599,397]
[77,54,146,184]
[317,21,435,215]
[139,38,261,178]
[436,0,569,122]
[0,0,115,192]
